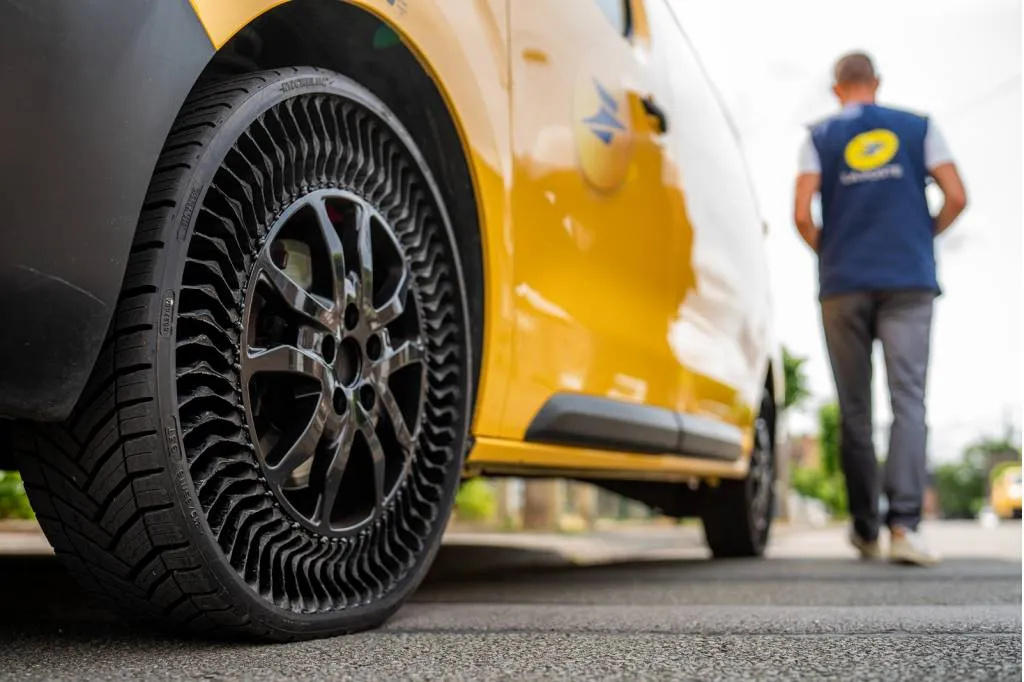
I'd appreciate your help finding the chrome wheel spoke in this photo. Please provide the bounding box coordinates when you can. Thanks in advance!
[310,197,349,305]
[317,421,355,529]
[245,344,331,384]
[257,252,335,328]
[378,339,425,378]
[374,268,408,328]
[380,386,416,452]
[363,424,387,514]
[266,390,331,485]
[355,206,375,315]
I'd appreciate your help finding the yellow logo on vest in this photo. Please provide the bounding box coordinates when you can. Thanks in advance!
[841,129,903,185]
[845,129,900,171]
[573,76,632,193]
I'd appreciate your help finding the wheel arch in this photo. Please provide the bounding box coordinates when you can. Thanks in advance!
[0,0,215,423]
[190,0,514,432]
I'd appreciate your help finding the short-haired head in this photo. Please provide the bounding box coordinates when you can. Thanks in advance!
[832,51,880,105]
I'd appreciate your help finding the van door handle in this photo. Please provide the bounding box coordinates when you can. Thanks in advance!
[641,95,669,134]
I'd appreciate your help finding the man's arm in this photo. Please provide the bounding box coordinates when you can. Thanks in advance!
[794,133,822,252]
[794,172,821,251]
[930,163,967,236]
[924,120,967,235]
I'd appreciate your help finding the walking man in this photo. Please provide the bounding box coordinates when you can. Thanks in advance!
[793,52,967,565]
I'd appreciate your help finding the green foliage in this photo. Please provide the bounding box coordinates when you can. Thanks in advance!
[782,347,811,411]
[786,401,847,517]
[791,465,848,517]
[454,478,497,522]
[818,402,841,477]
[0,471,35,520]
[934,460,986,519]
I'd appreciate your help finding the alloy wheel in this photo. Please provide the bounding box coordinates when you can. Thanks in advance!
[240,190,426,537]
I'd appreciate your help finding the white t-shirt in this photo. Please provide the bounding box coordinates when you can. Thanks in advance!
[797,106,954,175]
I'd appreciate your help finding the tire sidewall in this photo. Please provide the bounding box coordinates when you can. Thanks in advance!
[150,68,472,637]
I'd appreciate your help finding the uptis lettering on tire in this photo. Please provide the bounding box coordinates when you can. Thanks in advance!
[17,68,473,640]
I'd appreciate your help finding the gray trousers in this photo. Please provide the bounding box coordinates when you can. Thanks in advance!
[821,290,934,540]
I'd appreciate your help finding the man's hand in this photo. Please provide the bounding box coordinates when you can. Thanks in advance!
[930,162,967,236]
[794,172,821,252]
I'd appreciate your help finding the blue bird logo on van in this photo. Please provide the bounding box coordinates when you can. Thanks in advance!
[582,80,626,145]
[573,76,632,193]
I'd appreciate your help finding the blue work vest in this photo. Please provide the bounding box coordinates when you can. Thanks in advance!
[810,104,938,299]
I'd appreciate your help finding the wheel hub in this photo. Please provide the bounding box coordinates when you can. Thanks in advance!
[239,189,426,538]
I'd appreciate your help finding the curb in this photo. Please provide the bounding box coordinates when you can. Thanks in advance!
[0,519,41,534]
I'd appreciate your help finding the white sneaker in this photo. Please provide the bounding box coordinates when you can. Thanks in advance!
[850,530,882,560]
[889,527,941,566]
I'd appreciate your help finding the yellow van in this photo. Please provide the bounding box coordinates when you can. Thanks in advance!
[991,465,1022,520]
[3,0,780,639]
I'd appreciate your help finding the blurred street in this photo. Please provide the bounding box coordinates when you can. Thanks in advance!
[0,520,1019,681]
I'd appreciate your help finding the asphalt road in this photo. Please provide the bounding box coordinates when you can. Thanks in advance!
[0,521,1019,681]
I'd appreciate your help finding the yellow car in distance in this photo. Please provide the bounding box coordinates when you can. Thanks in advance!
[1,0,781,639]
[991,465,1022,520]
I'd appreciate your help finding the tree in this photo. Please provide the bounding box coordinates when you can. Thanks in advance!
[777,346,814,523]
[0,470,34,520]
[782,347,811,412]
[934,450,987,519]
[791,465,847,516]
[787,401,848,518]
[818,402,841,477]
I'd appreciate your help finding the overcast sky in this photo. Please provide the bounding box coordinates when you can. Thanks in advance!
[674,0,1022,461]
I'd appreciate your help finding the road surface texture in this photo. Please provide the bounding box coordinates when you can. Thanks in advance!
[0,520,1019,680]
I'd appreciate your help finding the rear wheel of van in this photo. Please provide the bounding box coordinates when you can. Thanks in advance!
[18,67,473,640]
[700,393,775,558]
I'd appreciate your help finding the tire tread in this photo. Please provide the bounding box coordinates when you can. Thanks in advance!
[18,73,284,639]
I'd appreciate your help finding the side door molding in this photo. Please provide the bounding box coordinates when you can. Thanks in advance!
[525,393,743,461]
